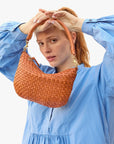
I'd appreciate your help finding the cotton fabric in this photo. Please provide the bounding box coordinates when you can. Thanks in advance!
[0,15,114,144]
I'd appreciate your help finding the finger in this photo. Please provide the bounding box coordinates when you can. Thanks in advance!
[45,10,55,15]
[52,11,66,18]
[33,14,42,23]
[45,12,53,18]
[46,20,63,30]
[39,9,47,13]
[35,19,63,32]
[47,19,72,32]
[35,11,44,18]
[37,15,49,23]
[33,12,48,23]
[52,20,63,29]
[36,21,52,32]
[45,10,58,18]
[33,12,44,23]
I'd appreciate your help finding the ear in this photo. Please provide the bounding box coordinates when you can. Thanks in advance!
[71,32,76,44]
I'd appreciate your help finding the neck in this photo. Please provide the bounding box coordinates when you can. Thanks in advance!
[56,56,78,73]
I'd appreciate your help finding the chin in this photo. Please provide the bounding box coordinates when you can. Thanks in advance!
[50,64,56,67]
[49,62,58,68]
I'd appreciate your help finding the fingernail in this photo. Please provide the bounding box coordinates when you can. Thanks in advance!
[52,15,56,18]
[48,20,54,24]
[51,21,54,24]
[37,20,40,23]
[33,19,37,23]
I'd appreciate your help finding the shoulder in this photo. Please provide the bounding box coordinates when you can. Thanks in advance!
[77,63,101,75]
[77,63,102,83]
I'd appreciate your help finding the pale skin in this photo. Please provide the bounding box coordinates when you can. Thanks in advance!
[19,9,84,72]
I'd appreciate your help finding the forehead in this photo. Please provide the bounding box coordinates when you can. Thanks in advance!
[36,26,67,40]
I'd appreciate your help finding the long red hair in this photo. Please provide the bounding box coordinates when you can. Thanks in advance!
[58,7,90,67]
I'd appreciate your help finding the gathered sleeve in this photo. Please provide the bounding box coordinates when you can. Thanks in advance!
[82,16,114,142]
[82,15,114,98]
[0,22,27,81]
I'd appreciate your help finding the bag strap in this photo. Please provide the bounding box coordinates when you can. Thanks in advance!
[25,18,77,66]
[26,18,76,56]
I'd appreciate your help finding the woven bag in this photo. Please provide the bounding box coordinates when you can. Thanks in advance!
[14,19,78,108]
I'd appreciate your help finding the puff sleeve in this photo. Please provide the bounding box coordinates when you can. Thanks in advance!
[0,22,27,81]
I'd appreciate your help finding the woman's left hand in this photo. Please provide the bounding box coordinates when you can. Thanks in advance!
[39,9,84,32]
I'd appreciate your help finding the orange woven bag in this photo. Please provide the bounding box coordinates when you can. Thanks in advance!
[14,19,78,108]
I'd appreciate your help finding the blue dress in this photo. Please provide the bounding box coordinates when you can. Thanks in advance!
[0,16,114,144]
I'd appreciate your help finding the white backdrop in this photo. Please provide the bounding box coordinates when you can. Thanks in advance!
[0,0,113,143]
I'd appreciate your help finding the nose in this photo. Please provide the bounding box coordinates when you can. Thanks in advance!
[44,43,52,54]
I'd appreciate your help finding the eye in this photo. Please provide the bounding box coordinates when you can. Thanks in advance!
[38,42,44,47]
[50,38,57,43]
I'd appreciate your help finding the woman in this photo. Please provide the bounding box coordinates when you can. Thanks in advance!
[0,7,114,144]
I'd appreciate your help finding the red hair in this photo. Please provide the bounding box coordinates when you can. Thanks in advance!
[58,7,90,67]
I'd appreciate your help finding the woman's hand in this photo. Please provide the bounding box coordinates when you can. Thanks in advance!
[39,9,84,32]
[19,11,49,34]
[19,8,84,34]
[53,11,84,32]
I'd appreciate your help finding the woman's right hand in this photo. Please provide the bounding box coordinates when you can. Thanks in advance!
[19,11,49,34]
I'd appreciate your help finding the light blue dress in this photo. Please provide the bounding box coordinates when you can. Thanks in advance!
[0,15,114,144]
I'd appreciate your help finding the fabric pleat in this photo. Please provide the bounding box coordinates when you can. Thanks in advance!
[28,133,68,144]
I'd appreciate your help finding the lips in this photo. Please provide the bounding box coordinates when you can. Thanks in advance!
[46,56,56,62]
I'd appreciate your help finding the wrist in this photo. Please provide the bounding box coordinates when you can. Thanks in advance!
[19,23,29,34]
[78,18,85,31]
[73,18,85,32]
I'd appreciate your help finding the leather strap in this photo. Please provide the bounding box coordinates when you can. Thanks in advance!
[26,18,76,56]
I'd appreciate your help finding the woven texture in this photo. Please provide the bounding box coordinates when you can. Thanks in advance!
[14,52,77,107]
[13,19,77,108]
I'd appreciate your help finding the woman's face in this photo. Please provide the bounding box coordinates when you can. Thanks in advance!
[36,26,76,69]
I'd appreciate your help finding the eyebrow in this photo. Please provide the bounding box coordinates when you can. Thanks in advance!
[37,36,58,42]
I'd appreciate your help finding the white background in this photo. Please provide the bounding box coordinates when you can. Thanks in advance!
[0,0,113,143]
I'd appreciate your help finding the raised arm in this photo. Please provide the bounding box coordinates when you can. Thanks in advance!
[81,15,114,97]
[0,22,27,81]
[45,10,114,97]
[0,11,56,81]
[82,15,114,142]
[82,15,114,53]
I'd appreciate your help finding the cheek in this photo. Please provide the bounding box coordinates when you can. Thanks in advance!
[57,41,71,56]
